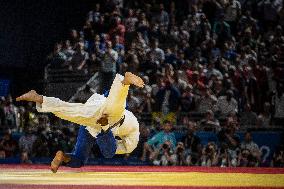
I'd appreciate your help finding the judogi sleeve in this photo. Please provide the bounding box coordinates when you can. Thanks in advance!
[115,129,139,154]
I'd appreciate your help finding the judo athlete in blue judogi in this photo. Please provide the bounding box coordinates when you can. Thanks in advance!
[16,72,145,172]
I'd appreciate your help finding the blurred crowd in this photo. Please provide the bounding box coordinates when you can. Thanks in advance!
[1,0,284,167]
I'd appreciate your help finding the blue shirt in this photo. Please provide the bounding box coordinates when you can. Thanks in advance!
[147,131,176,148]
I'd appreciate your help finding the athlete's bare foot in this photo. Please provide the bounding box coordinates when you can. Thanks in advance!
[122,72,145,88]
[16,90,43,104]
[50,151,71,173]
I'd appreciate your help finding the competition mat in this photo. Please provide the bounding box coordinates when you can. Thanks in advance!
[0,165,284,189]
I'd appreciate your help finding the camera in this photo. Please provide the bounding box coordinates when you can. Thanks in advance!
[162,143,169,149]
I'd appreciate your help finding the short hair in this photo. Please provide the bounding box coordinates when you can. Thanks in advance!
[163,120,172,125]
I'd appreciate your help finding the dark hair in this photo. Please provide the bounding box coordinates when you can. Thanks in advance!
[163,120,172,125]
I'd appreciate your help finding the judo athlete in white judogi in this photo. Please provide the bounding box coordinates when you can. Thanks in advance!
[16,72,145,173]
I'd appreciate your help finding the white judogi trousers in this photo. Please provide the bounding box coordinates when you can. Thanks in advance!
[36,74,140,154]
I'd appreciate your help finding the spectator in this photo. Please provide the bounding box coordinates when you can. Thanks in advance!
[272,84,284,126]
[181,122,202,165]
[195,86,217,114]
[48,43,67,68]
[141,121,176,161]
[69,42,89,71]
[199,110,221,132]
[218,117,240,167]
[200,142,219,166]
[154,79,181,114]
[172,142,189,165]
[18,128,37,159]
[100,41,118,90]
[216,90,238,118]
[113,35,125,68]
[257,102,272,128]
[224,0,241,34]
[239,132,261,167]
[87,3,101,25]
[62,40,75,63]
[271,145,284,167]
[109,17,125,44]
[127,90,141,114]
[239,103,258,128]
[147,39,165,64]
[0,131,17,158]
[3,96,19,130]
[155,4,169,30]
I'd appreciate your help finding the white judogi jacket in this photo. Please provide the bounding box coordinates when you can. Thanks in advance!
[36,74,140,154]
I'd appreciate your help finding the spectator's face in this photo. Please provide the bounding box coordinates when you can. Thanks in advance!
[100,16,104,22]
[71,30,78,38]
[163,123,172,133]
[206,112,213,120]
[107,41,112,49]
[245,104,251,112]
[187,123,195,135]
[263,103,270,113]
[159,4,164,11]
[115,35,120,43]
[128,9,133,16]
[3,134,11,141]
[95,3,100,11]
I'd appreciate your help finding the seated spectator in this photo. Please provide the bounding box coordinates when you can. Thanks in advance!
[152,140,175,166]
[69,29,80,46]
[239,103,257,128]
[138,90,155,114]
[200,142,219,167]
[195,86,217,114]
[113,35,125,66]
[199,110,221,132]
[0,97,5,126]
[181,122,202,165]
[3,95,19,130]
[257,102,272,128]
[100,41,118,90]
[272,84,284,126]
[21,151,32,164]
[48,43,67,68]
[18,128,37,160]
[172,142,189,166]
[0,131,17,158]
[271,145,284,167]
[154,79,181,115]
[218,117,240,167]
[127,90,141,114]
[141,121,176,161]
[179,84,195,113]
[147,39,165,64]
[216,90,238,118]
[87,3,100,24]
[109,17,125,44]
[239,132,261,167]
[83,20,94,44]
[69,42,89,71]
[62,40,75,63]
[132,124,150,158]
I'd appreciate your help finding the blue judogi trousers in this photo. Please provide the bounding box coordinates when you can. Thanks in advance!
[65,126,117,168]
[65,90,124,168]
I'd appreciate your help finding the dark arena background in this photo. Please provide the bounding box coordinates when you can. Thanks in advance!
[0,0,284,188]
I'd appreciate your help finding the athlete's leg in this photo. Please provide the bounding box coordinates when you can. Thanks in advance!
[16,90,102,125]
[51,126,94,172]
[99,72,144,125]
